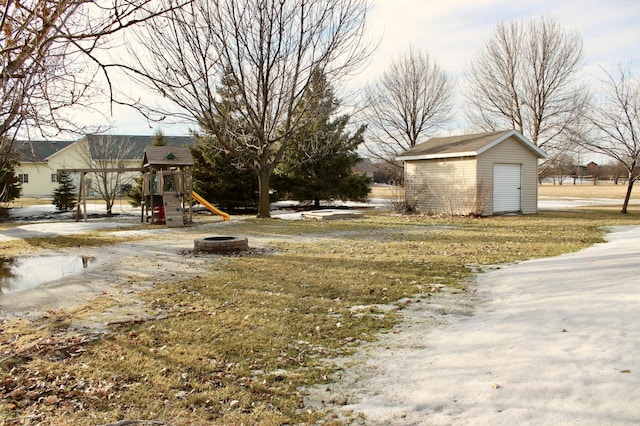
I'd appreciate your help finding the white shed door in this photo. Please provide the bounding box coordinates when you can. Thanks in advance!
[493,163,522,213]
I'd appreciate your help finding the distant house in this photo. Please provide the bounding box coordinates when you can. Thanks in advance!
[397,130,546,216]
[352,158,376,180]
[15,140,76,197]
[15,135,194,197]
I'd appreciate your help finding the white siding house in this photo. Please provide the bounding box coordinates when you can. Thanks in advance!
[16,135,194,197]
[15,140,77,197]
[397,130,546,216]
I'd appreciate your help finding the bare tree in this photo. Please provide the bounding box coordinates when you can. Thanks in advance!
[364,47,454,174]
[0,0,186,152]
[78,135,134,216]
[599,160,628,185]
[125,0,372,217]
[466,16,589,155]
[579,64,640,213]
[539,153,575,185]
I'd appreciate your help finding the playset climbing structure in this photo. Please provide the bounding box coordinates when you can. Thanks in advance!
[141,146,230,226]
[142,146,194,227]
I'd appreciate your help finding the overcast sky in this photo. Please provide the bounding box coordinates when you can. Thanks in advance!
[105,0,640,136]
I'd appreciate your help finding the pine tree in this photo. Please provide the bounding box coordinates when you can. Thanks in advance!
[191,141,259,211]
[193,67,370,210]
[125,174,144,207]
[52,172,77,212]
[191,68,261,210]
[275,69,371,206]
[0,141,22,204]
[152,128,167,146]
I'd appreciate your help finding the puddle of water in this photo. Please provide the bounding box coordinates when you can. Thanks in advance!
[0,255,95,294]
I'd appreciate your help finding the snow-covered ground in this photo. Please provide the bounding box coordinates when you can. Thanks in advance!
[3,200,139,220]
[311,225,640,425]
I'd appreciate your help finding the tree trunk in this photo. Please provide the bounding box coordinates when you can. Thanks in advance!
[621,177,634,214]
[256,170,271,218]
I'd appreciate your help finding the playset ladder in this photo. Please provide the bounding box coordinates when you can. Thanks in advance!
[162,192,184,227]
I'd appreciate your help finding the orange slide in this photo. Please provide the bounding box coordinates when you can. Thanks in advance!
[192,191,231,221]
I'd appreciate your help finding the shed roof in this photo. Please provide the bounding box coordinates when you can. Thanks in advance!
[143,146,194,168]
[397,130,546,161]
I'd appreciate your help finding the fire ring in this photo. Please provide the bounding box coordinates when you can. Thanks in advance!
[194,236,249,253]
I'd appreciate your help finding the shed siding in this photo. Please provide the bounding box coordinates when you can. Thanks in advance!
[477,135,539,214]
[405,157,478,215]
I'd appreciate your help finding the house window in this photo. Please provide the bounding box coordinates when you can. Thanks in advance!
[51,174,59,183]
[18,174,28,184]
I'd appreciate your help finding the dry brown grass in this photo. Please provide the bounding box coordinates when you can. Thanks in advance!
[369,185,399,199]
[538,181,638,199]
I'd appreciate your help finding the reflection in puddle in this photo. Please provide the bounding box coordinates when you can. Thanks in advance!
[0,255,95,294]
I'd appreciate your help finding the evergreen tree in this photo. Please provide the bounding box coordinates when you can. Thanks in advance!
[191,140,259,211]
[52,172,77,212]
[0,139,22,204]
[191,68,261,210]
[126,174,144,208]
[0,161,21,204]
[193,67,369,211]
[275,69,371,206]
[152,128,167,146]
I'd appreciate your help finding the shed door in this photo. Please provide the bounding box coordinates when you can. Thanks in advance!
[493,163,522,213]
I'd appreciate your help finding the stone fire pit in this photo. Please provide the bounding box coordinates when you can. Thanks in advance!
[194,236,249,253]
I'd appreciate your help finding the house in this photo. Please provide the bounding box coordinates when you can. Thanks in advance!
[16,135,194,197]
[396,130,546,216]
[352,158,376,180]
[15,140,77,197]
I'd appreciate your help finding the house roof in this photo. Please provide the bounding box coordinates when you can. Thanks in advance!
[16,135,196,163]
[396,130,546,161]
[86,134,195,160]
[143,146,194,168]
[16,140,75,162]
[352,158,376,173]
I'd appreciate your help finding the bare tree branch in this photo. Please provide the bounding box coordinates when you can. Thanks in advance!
[124,0,373,217]
[577,63,640,213]
[363,47,454,178]
[1,0,191,153]
[465,16,589,156]
[76,134,134,216]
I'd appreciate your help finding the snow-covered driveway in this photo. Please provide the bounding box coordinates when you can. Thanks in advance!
[321,225,640,425]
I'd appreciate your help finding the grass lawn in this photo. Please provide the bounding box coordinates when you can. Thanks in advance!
[538,181,638,199]
[371,182,639,200]
[1,209,639,425]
